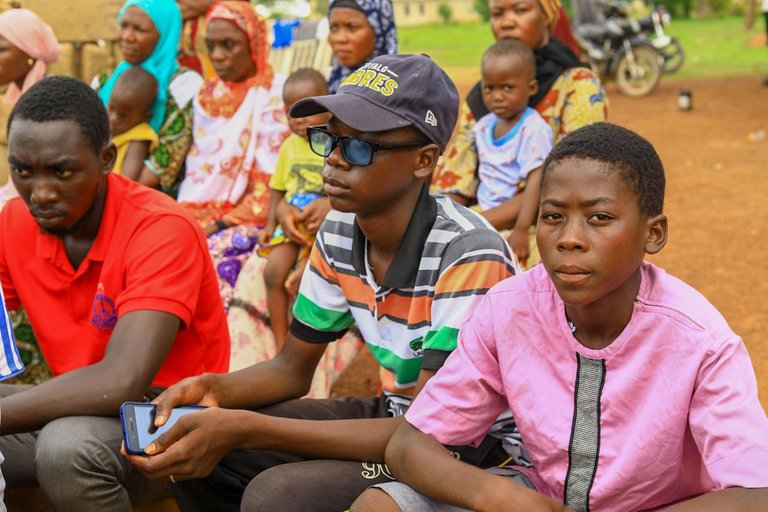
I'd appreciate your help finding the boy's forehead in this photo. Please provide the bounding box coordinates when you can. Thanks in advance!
[112,80,155,99]
[285,78,325,94]
[545,156,612,176]
[109,88,141,108]
[542,158,631,197]
[482,53,529,73]
[284,84,328,108]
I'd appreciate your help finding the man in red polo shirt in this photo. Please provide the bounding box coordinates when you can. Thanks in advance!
[0,76,230,511]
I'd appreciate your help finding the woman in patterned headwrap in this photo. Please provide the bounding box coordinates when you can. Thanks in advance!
[176,1,290,310]
[326,0,398,93]
[222,2,367,397]
[431,0,607,268]
[176,5,364,394]
[177,0,248,79]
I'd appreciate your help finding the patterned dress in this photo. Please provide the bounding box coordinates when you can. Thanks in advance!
[5,310,49,385]
[212,2,364,394]
[177,2,290,309]
[227,255,364,398]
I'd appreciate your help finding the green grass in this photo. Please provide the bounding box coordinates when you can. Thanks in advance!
[398,22,493,68]
[398,16,767,79]
[666,16,766,78]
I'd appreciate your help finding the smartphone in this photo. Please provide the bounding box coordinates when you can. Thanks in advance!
[120,401,206,455]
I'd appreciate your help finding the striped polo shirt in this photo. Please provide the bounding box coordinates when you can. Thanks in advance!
[291,186,517,398]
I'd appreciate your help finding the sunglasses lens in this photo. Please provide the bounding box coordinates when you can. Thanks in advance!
[340,138,373,166]
[309,129,332,157]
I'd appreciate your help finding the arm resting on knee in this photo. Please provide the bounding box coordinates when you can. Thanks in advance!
[0,310,179,434]
[385,421,567,512]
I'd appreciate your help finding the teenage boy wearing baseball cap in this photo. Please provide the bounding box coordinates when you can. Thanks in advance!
[126,54,519,512]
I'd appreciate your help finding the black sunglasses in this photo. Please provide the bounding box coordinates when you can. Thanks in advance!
[306,125,429,166]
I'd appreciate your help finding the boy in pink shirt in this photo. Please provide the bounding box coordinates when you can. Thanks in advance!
[352,123,768,512]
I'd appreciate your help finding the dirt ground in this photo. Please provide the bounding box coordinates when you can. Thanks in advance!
[331,74,768,414]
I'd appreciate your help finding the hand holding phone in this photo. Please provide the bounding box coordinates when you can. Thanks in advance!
[121,401,251,483]
[120,402,206,455]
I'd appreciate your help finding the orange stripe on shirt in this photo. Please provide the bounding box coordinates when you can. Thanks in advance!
[435,260,513,295]
[309,246,340,284]
[376,293,432,326]
[336,272,375,306]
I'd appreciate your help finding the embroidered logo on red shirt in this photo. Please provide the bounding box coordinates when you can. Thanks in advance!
[90,283,117,330]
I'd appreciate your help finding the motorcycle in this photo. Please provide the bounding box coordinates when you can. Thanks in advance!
[636,5,685,74]
[574,14,663,97]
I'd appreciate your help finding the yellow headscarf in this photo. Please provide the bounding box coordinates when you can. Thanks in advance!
[537,0,561,34]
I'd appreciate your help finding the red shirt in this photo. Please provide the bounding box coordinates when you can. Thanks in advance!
[0,174,229,387]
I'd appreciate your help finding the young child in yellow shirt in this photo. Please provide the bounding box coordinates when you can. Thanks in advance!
[259,68,330,343]
[106,66,158,181]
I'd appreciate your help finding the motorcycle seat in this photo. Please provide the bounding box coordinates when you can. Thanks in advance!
[574,23,612,39]
[574,19,627,41]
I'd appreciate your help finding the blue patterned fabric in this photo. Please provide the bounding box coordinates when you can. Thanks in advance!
[98,0,182,132]
[327,0,398,94]
[0,284,24,380]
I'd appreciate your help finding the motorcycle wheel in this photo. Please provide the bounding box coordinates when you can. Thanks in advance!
[659,36,685,74]
[615,45,661,97]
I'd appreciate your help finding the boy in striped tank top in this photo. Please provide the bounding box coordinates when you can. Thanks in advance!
[126,54,520,511]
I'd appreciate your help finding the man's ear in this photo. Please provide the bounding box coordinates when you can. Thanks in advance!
[644,213,668,255]
[101,142,118,175]
[413,143,440,180]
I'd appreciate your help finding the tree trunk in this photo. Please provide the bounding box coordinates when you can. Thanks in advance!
[694,0,712,18]
[744,0,756,29]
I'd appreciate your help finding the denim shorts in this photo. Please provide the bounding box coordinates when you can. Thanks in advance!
[372,466,536,511]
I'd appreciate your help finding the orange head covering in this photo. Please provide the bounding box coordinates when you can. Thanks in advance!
[537,0,561,34]
[0,9,59,106]
[205,1,272,89]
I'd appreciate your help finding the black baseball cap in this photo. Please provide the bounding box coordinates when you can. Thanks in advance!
[290,54,459,153]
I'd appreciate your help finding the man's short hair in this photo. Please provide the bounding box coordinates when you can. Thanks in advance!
[8,76,110,153]
[542,122,665,217]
